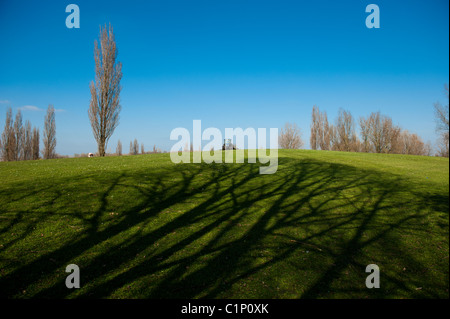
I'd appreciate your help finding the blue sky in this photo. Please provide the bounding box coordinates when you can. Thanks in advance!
[0,0,448,155]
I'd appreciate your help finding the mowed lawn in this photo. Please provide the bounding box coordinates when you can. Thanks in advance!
[0,150,448,298]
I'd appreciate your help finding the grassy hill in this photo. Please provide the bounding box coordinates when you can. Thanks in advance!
[0,150,448,298]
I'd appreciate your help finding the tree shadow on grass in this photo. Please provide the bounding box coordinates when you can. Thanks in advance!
[0,155,448,298]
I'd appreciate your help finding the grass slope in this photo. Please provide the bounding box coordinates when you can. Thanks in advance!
[0,150,448,298]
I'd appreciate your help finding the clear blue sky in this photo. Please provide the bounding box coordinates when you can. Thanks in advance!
[0,0,448,155]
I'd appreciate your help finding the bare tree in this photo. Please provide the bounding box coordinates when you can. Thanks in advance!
[436,133,449,157]
[332,109,359,152]
[398,130,430,156]
[150,144,161,153]
[88,24,123,157]
[319,111,331,151]
[279,122,303,149]
[1,107,15,161]
[32,127,40,160]
[130,139,139,155]
[116,139,122,156]
[134,139,139,155]
[43,104,56,159]
[424,141,433,157]
[310,106,331,151]
[310,106,319,150]
[434,84,449,157]
[23,121,32,160]
[359,116,372,153]
[14,110,23,160]
[141,143,145,154]
[361,112,400,153]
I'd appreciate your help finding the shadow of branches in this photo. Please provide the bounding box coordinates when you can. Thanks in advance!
[0,155,448,298]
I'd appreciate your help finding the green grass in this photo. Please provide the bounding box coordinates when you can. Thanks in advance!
[0,150,448,298]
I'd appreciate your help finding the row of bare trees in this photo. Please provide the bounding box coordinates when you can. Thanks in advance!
[280,85,448,156]
[0,105,56,161]
[125,139,162,155]
[130,139,139,155]
[310,106,432,156]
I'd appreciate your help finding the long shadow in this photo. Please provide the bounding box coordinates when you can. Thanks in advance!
[0,155,448,298]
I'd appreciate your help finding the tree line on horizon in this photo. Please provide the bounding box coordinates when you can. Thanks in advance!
[309,107,432,156]
[279,85,449,157]
[0,105,56,162]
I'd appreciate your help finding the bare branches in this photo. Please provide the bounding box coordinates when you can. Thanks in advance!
[43,104,56,159]
[397,130,431,156]
[310,106,319,150]
[1,108,41,161]
[129,139,139,155]
[116,139,122,156]
[1,107,15,161]
[279,122,303,149]
[14,110,23,160]
[358,112,400,153]
[309,106,431,156]
[434,84,449,157]
[310,106,331,151]
[89,24,122,157]
[359,116,372,153]
[32,127,40,160]
[23,121,32,160]
[133,139,139,155]
[332,108,359,152]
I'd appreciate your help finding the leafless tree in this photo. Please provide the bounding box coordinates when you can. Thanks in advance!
[141,143,145,154]
[360,112,400,153]
[319,111,331,150]
[359,116,373,152]
[424,141,433,157]
[279,122,303,149]
[151,144,161,153]
[13,110,23,160]
[310,106,319,150]
[436,132,449,157]
[88,24,123,157]
[1,107,15,161]
[116,139,122,156]
[23,121,32,160]
[310,106,331,151]
[332,109,359,152]
[134,139,139,155]
[130,139,139,155]
[43,104,56,159]
[434,84,449,157]
[32,127,40,160]
[398,130,430,156]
